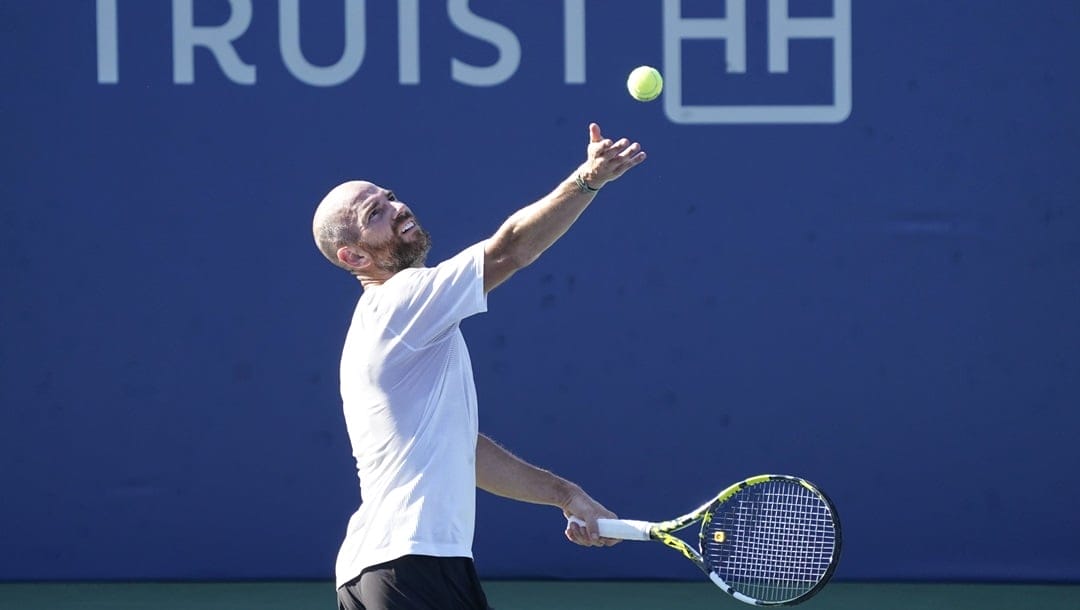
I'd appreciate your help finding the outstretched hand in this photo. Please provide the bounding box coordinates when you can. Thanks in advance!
[579,123,647,189]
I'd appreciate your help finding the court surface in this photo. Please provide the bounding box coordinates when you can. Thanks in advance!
[1,581,1078,610]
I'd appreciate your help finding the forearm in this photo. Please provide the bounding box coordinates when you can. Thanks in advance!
[477,433,620,547]
[488,167,596,270]
[482,124,644,292]
[475,433,579,509]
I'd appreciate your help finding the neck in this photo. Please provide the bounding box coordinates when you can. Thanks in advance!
[358,268,398,290]
[359,276,386,290]
[357,257,426,289]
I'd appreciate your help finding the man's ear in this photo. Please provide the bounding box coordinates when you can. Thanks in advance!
[337,246,370,271]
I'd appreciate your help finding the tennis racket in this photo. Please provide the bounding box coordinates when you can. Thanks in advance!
[568,474,841,606]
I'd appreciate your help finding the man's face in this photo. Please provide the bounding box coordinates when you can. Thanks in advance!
[353,183,431,273]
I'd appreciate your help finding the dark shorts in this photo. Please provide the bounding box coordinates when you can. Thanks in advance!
[337,554,493,610]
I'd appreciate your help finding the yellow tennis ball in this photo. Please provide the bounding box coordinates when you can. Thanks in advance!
[627,65,663,102]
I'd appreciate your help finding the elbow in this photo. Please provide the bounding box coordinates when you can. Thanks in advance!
[490,232,537,273]
[491,250,533,283]
[506,247,538,271]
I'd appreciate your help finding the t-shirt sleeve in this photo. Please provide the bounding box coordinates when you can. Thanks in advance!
[387,240,488,348]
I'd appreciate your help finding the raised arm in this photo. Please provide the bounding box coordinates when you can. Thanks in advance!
[476,433,618,547]
[483,123,646,292]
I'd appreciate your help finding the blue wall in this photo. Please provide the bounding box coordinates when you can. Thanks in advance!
[2,1,1078,582]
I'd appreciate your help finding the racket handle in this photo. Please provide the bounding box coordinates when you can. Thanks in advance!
[566,516,652,541]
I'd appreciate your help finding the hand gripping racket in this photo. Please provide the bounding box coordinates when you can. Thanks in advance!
[569,474,842,606]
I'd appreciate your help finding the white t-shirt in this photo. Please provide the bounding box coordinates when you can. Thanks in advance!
[334,242,488,589]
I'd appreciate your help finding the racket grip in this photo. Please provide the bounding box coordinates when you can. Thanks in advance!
[567,516,652,541]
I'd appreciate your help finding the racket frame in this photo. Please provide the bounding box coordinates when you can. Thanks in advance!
[587,474,842,606]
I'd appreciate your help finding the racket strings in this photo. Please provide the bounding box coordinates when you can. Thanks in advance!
[702,480,837,603]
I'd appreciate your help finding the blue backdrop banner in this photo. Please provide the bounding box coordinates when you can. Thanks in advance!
[2,0,1078,582]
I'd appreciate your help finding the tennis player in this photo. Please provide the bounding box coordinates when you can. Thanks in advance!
[313,123,646,610]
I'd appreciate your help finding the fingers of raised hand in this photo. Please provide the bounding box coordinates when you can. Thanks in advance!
[588,138,614,156]
[595,137,644,161]
[589,122,603,143]
[580,131,646,187]
[597,143,647,182]
[590,138,627,158]
[617,142,645,163]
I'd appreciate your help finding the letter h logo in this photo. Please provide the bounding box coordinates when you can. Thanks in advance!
[662,0,852,124]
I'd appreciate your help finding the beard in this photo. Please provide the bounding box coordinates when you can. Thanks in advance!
[371,226,432,274]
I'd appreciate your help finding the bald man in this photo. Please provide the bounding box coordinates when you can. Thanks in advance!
[313,124,646,610]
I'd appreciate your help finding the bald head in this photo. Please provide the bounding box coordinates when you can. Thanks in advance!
[312,180,432,282]
[312,181,375,271]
